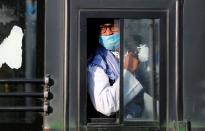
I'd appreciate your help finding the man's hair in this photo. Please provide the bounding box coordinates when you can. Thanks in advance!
[89,18,114,25]
[87,18,116,31]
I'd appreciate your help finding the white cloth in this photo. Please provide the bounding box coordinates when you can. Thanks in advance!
[87,65,143,116]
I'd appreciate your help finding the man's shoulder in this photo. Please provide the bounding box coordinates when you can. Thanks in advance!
[88,53,107,70]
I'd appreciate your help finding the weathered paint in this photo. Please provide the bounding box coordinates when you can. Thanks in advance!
[0,25,23,69]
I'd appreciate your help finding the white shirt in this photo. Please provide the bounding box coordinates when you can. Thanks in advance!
[87,52,143,116]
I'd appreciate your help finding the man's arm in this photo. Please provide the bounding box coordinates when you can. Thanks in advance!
[123,69,143,105]
[87,65,143,116]
[123,52,143,104]
[87,65,120,116]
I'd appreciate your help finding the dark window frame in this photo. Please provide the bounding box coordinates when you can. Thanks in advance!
[79,9,167,128]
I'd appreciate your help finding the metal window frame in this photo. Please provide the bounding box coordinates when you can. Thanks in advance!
[79,9,168,130]
[44,0,67,130]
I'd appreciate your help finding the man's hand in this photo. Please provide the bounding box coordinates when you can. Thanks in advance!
[123,52,140,74]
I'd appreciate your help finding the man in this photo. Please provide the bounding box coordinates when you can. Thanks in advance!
[87,19,144,118]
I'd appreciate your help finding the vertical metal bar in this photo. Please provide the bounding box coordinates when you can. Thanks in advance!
[178,0,184,121]
[64,0,68,130]
[25,0,37,123]
[152,19,157,120]
[119,19,124,124]
[176,0,184,122]
[77,3,81,131]
[25,0,37,80]
[175,0,180,122]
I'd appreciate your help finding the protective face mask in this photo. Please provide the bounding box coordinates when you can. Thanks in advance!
[99,33,120,51]
[138,44,149,62]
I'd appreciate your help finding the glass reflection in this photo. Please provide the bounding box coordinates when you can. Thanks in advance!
[123,19,159,120]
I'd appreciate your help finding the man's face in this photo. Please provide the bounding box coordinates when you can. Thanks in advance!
[99,23,119,36]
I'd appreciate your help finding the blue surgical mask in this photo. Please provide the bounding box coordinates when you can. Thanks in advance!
[99,33,120,51]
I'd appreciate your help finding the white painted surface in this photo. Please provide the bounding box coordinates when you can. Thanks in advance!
[0,25,24,69]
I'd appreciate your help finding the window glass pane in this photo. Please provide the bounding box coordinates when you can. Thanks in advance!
[0,0,44,128]
[123,19,159,121]
[87,18,120,123]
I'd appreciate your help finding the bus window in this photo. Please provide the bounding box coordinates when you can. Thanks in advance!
[86,18,159,123]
